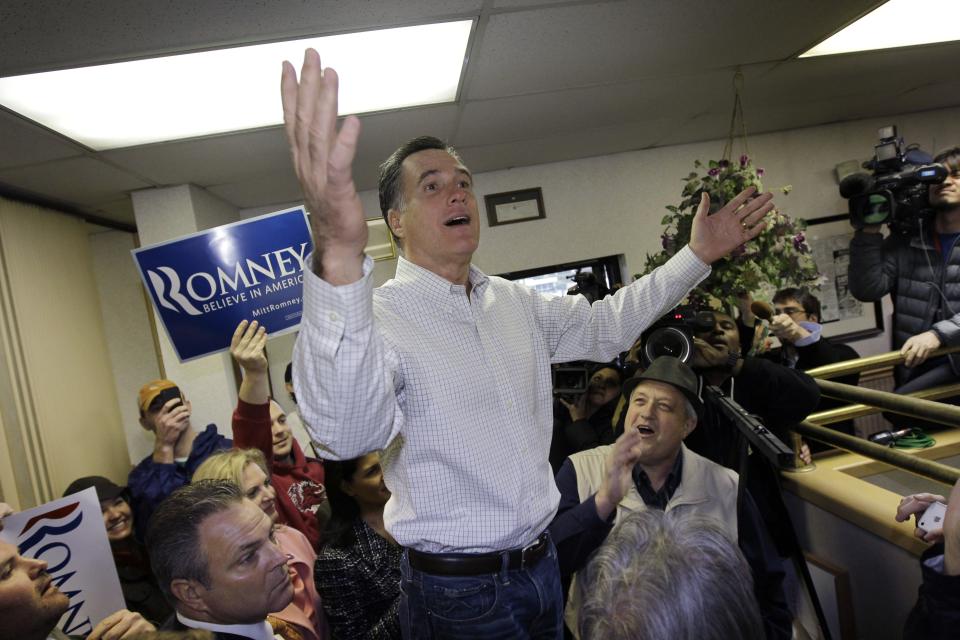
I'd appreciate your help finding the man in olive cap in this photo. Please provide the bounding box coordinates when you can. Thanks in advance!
[127,379,231,530]
[550,356,790,640]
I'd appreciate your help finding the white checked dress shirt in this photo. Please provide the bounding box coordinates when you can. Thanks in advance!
[294,246,708,553]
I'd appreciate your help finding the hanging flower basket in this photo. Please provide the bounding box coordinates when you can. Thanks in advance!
[637,154,819,312]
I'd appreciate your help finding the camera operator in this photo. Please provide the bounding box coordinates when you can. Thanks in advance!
[549,363,624,473]
[849,147,960,404]
[682,311,820,557]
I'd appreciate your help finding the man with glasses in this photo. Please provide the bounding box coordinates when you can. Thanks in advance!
[849,147,960,426]
[741,288,860,443]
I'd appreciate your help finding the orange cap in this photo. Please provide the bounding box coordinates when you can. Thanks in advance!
[138,379,177,413]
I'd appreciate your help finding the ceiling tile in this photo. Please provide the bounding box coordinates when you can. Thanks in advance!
[0,109,85,169]
[0,157,152,205]
[206,172,305,209]
[467,1,876,99]
[88,198,136,226]
[101,128,291,186]
[0,1,483,76]
[456,81,689,147]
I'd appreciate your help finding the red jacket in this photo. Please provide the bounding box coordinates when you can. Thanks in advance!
[233,399,326,549]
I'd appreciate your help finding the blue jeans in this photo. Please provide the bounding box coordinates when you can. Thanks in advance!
[399,535,564,639]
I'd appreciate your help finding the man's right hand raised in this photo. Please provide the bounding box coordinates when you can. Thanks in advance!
[152,398,190,463]
[281,48,367,285]
[595,428,644,520]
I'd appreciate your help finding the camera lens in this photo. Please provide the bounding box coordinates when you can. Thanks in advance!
[643,327,693,364]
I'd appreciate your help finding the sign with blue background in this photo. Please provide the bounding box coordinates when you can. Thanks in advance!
[132,207,312,361]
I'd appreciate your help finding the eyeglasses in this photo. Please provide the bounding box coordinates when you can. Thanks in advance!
[774,306,806,317]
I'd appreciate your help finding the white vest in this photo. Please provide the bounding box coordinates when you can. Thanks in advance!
[564,443,740,637]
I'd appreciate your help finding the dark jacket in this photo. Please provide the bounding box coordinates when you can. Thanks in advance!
[849,229,960,382]
[549,397,619,473]
[684,357,820,556]
[112,542,173,626]
[684,357,820,468]
[904,543,960,640]
[314,519,402,639]
[127,424,231,532]
[738,316,860,438]
[789,334,860,445]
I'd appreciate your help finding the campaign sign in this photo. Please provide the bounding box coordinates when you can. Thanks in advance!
[132,207,313,361]
[0,488,124,636]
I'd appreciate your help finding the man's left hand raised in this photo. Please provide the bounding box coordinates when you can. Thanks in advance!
[688,186,773,264]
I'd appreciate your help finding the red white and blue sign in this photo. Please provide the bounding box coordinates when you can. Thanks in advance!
[132,207,313,361]
[0,488,125,636]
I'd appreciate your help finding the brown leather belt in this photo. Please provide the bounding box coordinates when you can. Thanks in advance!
[407,532,550,576]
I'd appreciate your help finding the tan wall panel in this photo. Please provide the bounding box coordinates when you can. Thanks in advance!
[0,197,128,502]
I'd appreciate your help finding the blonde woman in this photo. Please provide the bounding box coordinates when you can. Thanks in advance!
[193,448,330,640]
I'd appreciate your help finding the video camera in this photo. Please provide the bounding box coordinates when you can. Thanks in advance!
[839,125,947,234]
[640,306,715,366]
[552,362,592,398]
[566,271,609,304]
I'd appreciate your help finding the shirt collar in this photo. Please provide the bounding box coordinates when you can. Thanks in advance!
[176,612,275,640]
[393,256,489,304]
[632,448,684,509]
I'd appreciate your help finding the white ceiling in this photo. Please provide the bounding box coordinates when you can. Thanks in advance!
[1,0,957,230]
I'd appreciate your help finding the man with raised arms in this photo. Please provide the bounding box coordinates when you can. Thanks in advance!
[281,48,773,639]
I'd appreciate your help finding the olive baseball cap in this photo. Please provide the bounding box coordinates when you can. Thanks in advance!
[621,356,703,419]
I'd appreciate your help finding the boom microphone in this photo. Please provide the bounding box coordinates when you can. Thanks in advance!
[839,172,874,199]
[750,300,774,321]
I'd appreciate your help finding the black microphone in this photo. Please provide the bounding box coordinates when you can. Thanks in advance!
[839,172,875,198]
[868,427,914,446]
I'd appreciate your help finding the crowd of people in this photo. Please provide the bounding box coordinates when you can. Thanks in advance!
[3,49,960,640]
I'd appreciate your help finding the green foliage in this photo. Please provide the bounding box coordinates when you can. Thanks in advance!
[637,156,819,310]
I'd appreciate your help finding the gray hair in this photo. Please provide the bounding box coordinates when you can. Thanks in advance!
[576,509,763,640]
[145,480,244,604]
[681,397,698,424]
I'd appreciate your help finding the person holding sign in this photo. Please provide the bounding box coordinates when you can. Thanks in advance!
[0,510,155,640]
[229,319,330,550]
[281,49,772,638]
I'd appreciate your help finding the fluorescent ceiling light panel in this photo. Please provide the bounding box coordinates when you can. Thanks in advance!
[801,0,960,57]
[0,20,472,150]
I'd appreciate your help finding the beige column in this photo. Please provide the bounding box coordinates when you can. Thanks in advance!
[130,185,240,443]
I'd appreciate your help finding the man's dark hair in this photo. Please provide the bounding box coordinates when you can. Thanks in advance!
[377,136,463,235]
[934,147,960,174]
[284,362,293,385]
[773,287,822,322]
[145,480,244,604]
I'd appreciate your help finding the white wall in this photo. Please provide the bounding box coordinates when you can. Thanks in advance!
[242,104,960,359]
